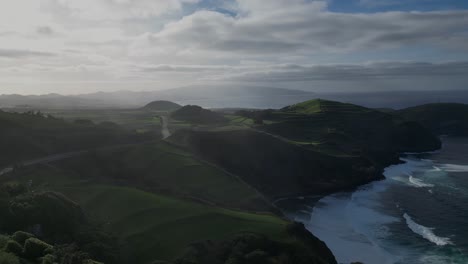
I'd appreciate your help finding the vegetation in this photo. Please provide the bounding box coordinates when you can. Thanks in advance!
[0,110,154,167]
[169,129,379,198]
[168,99,440,199]
[43,108,164,135]
[0,167,333,263]
[174,225,335,264]
[0,98,445,264]
[51,141,270,211]
[398,103,468,136]
[171,105,227,124]
[142,101,182,112]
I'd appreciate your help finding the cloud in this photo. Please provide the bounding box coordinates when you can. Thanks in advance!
[36,26,54,35]
[42,0,200,20]
[208,61,468,82]
[0,0,467,94]
[132,4,468,59]
[0,49,56,58]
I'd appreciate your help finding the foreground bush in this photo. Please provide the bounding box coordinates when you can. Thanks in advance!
[0,251,20,264]
[3,241,22,256]
[11,231,34,245]
[23,238,52,259]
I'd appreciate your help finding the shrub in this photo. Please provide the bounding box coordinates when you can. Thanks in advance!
[244,250,269,264]
[1,183,26,197]
[11,231,34,245]
[8,192,85,239]
[23,238,52,259]
[3,241,22,255]
[40,254,56,264]
[0,235,9,249]
[0,251,20,264]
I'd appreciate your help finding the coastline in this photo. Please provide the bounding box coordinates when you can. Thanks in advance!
[275,140,444,264]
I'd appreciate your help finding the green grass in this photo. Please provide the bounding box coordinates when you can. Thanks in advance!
[2,167,286,263]
[45,141,267,211]
[282,99,371,115]
[59,185,287,262]
[45,108,164,132]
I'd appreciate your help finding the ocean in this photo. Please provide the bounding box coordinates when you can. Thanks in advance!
[278,137,468,264]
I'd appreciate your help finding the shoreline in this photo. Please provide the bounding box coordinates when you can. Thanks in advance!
[275,141,445,264]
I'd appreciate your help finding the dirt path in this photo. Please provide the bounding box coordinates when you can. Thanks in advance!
[160,116,171,139]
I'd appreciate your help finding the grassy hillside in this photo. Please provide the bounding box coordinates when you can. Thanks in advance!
[142,100,181,112]
[53,141,270,212]
[43,108,164,134]
[169,129,380,198]
[1,151,335,263]
[282,99,370,115]
[167,99,441,200]
[171,105,227,124]
[398,103,468,136]
[0,110,151,167]
[257,99,441,159]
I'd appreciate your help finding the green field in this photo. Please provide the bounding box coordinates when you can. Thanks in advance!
[2,157,287,263]
[49,141,268,211]
[44,108,164,132]
[61,185,287,262]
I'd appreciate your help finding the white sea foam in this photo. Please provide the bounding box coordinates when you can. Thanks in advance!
[403,213,452,246]
[439,164,468,172]
[408,174,434,188]
[288,156,456,264]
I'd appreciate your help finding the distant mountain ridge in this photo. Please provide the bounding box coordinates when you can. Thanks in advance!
[2,86,468,110]
[0,85,317,109]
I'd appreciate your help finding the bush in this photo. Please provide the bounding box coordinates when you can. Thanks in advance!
[40,254,56,264]
[1,183,26,197]
[0,251,20,264]
[3,241,22,255]
[8,192,85,239]
[244,250,269,264]
[23,238,52,259]
[0,235,9,249]
[11,231,34,245]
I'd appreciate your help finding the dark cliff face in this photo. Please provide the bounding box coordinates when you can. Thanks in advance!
[170,129,382,199]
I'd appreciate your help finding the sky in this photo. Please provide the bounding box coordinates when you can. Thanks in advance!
[0,0,467,95]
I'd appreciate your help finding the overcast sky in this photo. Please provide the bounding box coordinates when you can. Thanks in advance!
[0,0,467,95]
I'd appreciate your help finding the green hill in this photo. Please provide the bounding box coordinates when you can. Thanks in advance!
[171,105,227,124]
[259,99,441,160]
[169,129,380,199]
[169,99,441,200]
[282,99,370,114]
[1,141,336,263]
[54,141,270,212]
[142,100,181,111]
[0,110,148,167]
[398,103,468,136]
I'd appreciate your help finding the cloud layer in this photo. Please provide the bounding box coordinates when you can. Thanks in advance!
[0,0,467,94]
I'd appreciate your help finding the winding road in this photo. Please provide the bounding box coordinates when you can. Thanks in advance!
[160,115,171,139]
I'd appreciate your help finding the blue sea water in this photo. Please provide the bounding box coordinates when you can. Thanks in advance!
[280,137,468,264]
